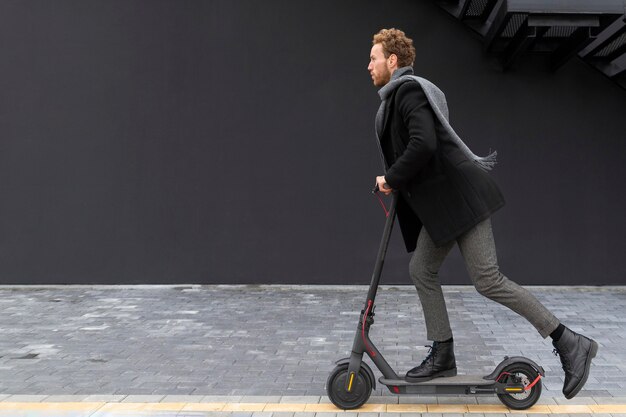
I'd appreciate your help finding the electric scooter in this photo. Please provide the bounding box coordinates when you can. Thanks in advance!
[326,187,544,410]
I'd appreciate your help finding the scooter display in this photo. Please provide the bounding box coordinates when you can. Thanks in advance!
[326,188,544,410]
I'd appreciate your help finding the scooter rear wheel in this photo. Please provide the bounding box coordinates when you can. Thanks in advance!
[497,362,542,410]
[326,364,372,410]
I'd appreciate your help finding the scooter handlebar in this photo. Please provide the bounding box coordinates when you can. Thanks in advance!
[372,183,391,194]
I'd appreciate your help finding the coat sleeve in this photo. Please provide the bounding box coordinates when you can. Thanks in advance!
[384,81,437,189]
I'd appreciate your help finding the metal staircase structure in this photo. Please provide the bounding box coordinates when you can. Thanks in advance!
[435,0,626,89]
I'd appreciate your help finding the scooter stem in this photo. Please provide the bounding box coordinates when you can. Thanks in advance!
[344,191,400,390]
[365,191,398,305]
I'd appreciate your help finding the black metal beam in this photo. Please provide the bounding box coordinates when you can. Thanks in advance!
[606,53,626,77]
[501,19,533,69]
[605,41,626,62]
[479,0,500,22]
[457,0,472,19]
[550,27,596,71]
[501,24,551,69]
[435,0,464,19]
[579,18,626,58]
[592,52,626,77]
[484,0,510,51]
[507,0,625,14]
[527,15,600,28]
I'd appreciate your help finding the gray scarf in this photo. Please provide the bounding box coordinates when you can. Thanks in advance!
[375,66,497,171]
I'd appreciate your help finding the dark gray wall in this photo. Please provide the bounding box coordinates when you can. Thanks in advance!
[1,0,624,285]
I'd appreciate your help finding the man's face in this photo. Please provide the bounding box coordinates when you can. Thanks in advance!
[368,43,391,87]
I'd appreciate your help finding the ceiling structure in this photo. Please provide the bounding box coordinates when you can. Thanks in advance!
[435,0,626,89]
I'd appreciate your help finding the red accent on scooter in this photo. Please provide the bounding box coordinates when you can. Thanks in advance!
[374,192,390,217]
[392,386,400,393]
[362,300,376,357]
[524,374,542,391]
[496,371,512,382]
[497,371,541,391]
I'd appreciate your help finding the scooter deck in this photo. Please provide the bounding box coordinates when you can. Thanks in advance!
[379,375,498,395]
[380,375,494,386]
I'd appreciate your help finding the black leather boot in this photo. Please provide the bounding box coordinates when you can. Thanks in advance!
[405,340,457,382]
[552,327,598,399]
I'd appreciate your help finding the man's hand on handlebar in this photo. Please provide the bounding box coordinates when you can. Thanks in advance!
[375,176,393,196]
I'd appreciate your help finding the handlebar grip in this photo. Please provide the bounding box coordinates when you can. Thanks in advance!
[372,183,391,193]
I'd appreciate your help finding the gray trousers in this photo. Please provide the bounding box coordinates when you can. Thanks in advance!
[409,218,560,341]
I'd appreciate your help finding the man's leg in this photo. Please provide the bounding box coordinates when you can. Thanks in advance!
[456,218,560,337]
[457,218,598,399]
[406,227,457,382]
[409,227,455,341]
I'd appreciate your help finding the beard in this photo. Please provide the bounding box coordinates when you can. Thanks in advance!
[373,66,391,87]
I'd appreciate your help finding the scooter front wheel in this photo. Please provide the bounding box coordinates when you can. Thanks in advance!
[497,362,542,410]
[326,364,372,410]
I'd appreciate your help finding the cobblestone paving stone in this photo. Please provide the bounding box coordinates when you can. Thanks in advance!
[0,285,623,399]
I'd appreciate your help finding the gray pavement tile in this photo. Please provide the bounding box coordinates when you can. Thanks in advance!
[367,396,398,404]
[82,394,127,402]
[161,395,207,403]
[476,397,504,405]
[533,397,559,405]
[554,396,597,405]
[113,388,158,395]
[201,395,243,402]
[121,394,166,402]
[3,394,49,402]
[594,397,626,404]
[584,390,613,397]
[43,395,89,402]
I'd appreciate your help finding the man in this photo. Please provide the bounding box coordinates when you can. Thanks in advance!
[367,28,598,399]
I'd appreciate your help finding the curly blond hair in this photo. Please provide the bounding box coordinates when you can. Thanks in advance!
[372,28,416,68]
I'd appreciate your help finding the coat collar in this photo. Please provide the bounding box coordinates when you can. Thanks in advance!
[379,67,414,137]
[378,66,414,101]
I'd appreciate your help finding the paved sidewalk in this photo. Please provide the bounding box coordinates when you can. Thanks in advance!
[0,397,626,417]
[0,285,624,416]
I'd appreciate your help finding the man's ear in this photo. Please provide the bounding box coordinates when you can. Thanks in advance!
[388,53,398,67]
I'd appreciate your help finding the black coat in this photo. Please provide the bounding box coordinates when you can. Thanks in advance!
[380,80,505,251]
